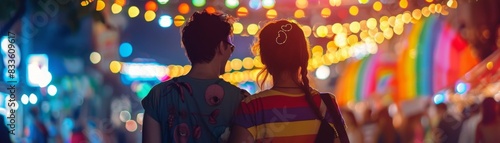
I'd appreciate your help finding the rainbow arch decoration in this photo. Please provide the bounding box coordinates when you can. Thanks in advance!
[334,52,396,106]
[334,15,480,105]
[395,15,479,103]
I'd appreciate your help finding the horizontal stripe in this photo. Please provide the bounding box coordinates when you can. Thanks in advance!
[234,107,319,128]
[256,134,317,143]
[243,90,321,103]
[247,120,338,139]
[239,95,323,114]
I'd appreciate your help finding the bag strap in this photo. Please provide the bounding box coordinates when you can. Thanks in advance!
[320,93,350,143]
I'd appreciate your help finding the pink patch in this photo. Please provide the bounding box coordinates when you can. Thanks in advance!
[194,125,201,139]
[209,109,220,124]
[173,123,189,143]
[205,84,225,106]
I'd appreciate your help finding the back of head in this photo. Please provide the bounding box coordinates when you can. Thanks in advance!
[481,97,497,124]
[253,20,309,79]
[182,10,233,65]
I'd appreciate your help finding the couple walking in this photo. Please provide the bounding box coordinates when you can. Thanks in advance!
[141,10,349,143]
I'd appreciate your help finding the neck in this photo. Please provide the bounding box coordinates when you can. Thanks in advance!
[187,63,221,79]
[272,73,301,88]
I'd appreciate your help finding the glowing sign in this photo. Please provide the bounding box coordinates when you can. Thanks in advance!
[120,62,168,83]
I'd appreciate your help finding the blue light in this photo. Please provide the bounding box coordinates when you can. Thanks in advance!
[455,82,467,94]
[119,42,133,58]
[249,0,262,10]
[239,82,257,94]
[433,93,445,104]
[159,15,173,28]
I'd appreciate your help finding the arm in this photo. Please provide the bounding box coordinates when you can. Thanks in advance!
[142,114,161,143]
[228,125,254,143]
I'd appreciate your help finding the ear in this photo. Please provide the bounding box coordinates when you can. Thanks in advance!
[217,41,225,55]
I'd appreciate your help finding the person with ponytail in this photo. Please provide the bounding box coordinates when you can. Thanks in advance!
[229,20,349,143]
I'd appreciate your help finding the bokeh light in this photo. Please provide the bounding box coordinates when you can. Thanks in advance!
[374,32,384,44]
[125,120,137,132]
[178,3,190,14]
[119,42,133,58]
[302,25,312,37]
[383,28,394,39]
[296,0,308,9]
[231,59,243,71]
[262,0,275,9]
[315,65,330,80]
[128,6,140,18]
[266,9,277,19]
[367,18,377,29]
[159,15,173,28]
[237,7,249,17]
[347,35,359,45]
[136,83,152,99]
[243,57,254,69]
[174,15,185,27]
[334,33,347,47]
[486,61,493,70]
[402,12,412,23]
[109,61,122,73]
[157,0,169,4]
[90,52,101,64]
[294,10,305,19]
[332,23,343,34]
[48,85,57,96]
[115,0,126,6]
[359,0,369,4]
[373,1,382,11]
[225,0,239,9]
[399,0,408,9]
[249,0,262,10]
[247,24,259,35]
[349,6,359,16]
[119,111,131,122]
[145,1,158,12]
[29,93,38,104]
[192,0,206,7]
[111,3,123,14]
[233,22,243,34]
[321,8,331,18]
[137,113,144,125]
[329,0,341,6]
[412,9,422,20]
[96,0,105,11]
[205,6,216,14]
[349,21,361,33]
[433,93,445,104]
[144,10,156,22]
[21,94,28,105]
[316,25,328,38]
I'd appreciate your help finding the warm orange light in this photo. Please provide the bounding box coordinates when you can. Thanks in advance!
[178,3,190,14]
[349,6,359,16]
[399,0,408,9]
[373,1,382,11]
[321,8,331,18]
[115,0,126,6]
[294,9,305,19]
[205,6,216,14]
[237,7,249,17]
[145,1,158,12]
[302,25,312,37]
[174,15,185,27]
[296,0,308,9]
[266,9,277,19]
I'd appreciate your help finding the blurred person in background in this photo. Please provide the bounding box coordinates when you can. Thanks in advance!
[458,103,481,143]
[475,97,500,143]
[29,106,49,143]
[341,108,364,143]
[0,114,13,143]
[142,10,248,143]
[375,107,401,143]
[433,103,462,143]
[361,108,378,143]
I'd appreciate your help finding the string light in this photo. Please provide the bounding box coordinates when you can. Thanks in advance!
[294,10,305,19]
[373,1,382,11]
[349,6,359,16]
[266,9,277,19]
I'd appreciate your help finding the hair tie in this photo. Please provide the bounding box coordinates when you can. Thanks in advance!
[275,24,293,45]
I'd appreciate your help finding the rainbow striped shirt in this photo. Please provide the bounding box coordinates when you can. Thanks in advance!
[233,89,340,143]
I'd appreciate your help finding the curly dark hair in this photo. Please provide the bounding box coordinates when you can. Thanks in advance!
[181,10,234,65]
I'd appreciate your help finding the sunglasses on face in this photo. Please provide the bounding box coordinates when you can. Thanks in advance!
[223,41,235,52]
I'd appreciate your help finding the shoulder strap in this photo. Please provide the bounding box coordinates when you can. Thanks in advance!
[320,93,350,143]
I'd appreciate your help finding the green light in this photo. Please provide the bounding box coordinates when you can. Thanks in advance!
[137,83,152,99]
[192,0,206,7]
[225,0,239,9]
[157,0,168,5]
